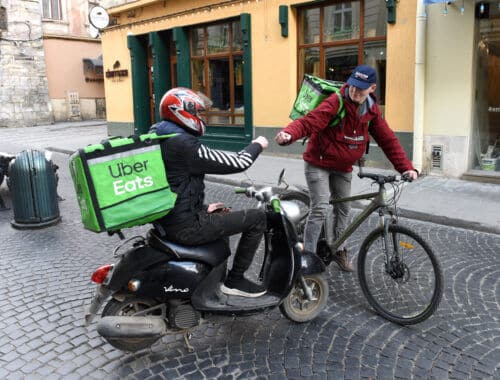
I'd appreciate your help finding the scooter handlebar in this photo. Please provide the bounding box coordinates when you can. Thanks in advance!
[234,186,257,198]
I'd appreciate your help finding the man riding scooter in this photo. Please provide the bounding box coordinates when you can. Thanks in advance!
[150,87,269,298]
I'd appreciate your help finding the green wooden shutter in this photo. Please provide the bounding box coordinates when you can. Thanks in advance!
[149,31,171,122]
[128,35,151,134]
[241,13,253,141]
[173,27,191,88]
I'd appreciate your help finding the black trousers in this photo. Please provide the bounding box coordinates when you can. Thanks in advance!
[163,209,266,278]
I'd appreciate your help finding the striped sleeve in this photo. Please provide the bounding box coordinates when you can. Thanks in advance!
[197,145,254,170]
[188,140,263,175]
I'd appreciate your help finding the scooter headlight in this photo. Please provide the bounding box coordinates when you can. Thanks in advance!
[280,201,301,223]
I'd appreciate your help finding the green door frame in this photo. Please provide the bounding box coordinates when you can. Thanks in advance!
[173,15,253,151]
[172,27,191,88]
[127,35,151,134]
[201,13,253,151]
[240,13,253,145]
[129,14,252,149]
[149,31,172,123]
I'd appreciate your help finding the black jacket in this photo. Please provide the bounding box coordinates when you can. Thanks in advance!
[152,120,263,230]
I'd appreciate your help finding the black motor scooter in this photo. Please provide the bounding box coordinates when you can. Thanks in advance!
[84,173,327,352]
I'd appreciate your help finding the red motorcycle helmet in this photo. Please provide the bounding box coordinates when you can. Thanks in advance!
[159,87,210,136]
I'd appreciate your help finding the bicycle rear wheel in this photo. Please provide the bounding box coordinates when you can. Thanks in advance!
[357,224,443,325]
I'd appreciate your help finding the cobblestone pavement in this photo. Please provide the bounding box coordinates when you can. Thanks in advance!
[0,152,499,379]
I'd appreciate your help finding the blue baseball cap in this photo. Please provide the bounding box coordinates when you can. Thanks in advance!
[346,65,377,90]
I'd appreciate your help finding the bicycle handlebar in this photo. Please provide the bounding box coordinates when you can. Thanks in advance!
[358,172,413,184]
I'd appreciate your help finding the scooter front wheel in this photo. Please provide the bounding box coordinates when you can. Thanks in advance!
[280,274,328,323]
[101,297,163,352]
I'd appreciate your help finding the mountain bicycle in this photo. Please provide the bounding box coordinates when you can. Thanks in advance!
[279,168,444,325]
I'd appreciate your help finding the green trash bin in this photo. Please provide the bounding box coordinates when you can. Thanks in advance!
[8,149,61,228]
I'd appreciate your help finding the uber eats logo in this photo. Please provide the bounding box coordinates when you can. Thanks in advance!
[108,160,153,195]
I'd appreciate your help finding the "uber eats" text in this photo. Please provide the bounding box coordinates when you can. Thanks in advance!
[108,160,154,195]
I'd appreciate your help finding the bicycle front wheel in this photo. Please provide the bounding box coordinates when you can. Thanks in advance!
[358,224,443,325]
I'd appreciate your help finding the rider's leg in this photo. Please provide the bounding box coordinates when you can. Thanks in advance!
[329,171,353,272]
[329,171,352,249]
[165,209,267,297]
[303,162,332,253]
[201,209,267,297]
[227,209,267,279]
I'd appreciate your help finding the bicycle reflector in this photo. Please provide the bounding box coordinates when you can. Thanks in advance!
[399,242,414,249]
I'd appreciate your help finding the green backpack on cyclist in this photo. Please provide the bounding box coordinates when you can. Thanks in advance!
[289,74,346,128]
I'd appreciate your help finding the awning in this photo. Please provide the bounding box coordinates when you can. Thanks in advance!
[83,55,103,80]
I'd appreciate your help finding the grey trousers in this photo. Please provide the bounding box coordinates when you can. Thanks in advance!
[303,162,352,253]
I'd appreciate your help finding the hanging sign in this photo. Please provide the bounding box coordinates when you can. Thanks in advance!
[89,6,110,30]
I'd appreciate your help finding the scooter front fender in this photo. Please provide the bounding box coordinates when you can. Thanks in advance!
[298,247,326,275]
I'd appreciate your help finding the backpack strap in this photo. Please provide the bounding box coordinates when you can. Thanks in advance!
[328,92,345,128]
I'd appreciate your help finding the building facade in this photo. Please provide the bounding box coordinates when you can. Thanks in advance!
[0,0,52,127]
[41,0,106,122]
[0,0,105,127]
[98,0,499,181]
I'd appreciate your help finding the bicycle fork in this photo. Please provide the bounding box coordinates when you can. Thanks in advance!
[379,211,400,274]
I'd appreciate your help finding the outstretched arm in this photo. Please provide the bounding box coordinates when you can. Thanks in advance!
[187,136,268,175]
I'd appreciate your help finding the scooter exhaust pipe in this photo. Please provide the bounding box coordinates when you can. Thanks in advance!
[97,316,167,340]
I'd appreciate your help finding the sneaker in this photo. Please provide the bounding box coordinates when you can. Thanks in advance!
[221,277,266,298]
[330,248,354,272]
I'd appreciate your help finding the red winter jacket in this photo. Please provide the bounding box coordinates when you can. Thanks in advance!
[282,85,415,173]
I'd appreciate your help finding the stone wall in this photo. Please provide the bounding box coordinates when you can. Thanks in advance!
[0,0,52,127]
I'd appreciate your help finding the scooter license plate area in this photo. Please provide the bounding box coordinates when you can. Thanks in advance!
[84,285,112,325]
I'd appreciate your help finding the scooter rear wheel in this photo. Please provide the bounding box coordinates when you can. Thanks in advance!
[101,297,163,352]
[280,274,328,323]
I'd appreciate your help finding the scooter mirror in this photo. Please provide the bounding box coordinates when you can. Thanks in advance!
[278,168,285,186]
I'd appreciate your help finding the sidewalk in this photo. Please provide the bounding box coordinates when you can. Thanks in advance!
[0,121,498,235]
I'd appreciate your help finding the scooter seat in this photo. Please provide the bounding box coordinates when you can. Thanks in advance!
[147,229,231,267]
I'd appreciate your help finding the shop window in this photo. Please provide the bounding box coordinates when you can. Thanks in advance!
[473,7,500,173]
[42,0,62,20]
[298,0,387,105]
[190,20,244,126]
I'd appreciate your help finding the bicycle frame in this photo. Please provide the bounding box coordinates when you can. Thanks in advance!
[327,185,389,253]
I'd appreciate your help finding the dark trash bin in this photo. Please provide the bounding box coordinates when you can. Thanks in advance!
[0,152,15,211]
[8,149,61,228]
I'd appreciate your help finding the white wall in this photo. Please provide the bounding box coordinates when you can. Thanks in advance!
[423,2,475,176]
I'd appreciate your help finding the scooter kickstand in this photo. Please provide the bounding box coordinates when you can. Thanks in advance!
[183,330,194,353]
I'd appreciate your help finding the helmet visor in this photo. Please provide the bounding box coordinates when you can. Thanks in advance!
[196,91,213,109]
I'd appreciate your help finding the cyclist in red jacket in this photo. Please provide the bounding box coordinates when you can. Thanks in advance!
[275,65,418,271]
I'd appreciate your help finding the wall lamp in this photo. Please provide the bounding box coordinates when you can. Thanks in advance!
[386,0,397,24]
[279,5,288,37]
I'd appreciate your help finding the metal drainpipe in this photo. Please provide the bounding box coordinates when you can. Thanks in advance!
[413,0,427,173]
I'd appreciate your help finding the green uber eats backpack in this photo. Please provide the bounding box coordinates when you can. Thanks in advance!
[289,74,346,127]
[289,74,371,153]
[69,133,177,233]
